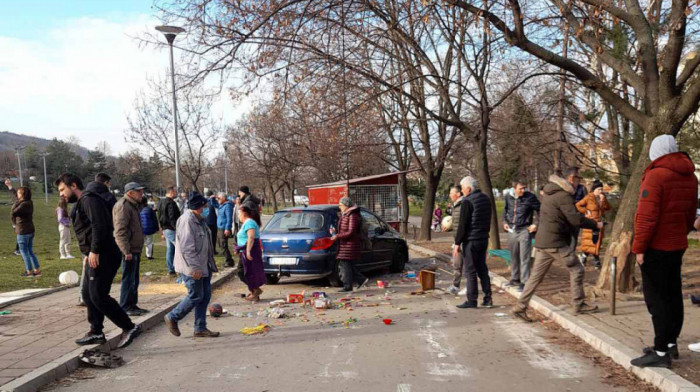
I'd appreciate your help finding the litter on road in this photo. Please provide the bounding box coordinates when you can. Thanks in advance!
[241,324,271,336]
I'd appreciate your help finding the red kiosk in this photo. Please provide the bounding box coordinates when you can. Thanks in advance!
[307,172,404,230]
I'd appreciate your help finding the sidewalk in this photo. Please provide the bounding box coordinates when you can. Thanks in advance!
[410,241,700,388]
[0,280,186,387]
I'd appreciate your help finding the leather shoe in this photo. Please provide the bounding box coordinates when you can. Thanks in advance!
[117,325,142,349]
[164,315,180,337]
[456,301,477,309]
[75,332,106,346]
[194,329,220,338]
[644,345,679,359]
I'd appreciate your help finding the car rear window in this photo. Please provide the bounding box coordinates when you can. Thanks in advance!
[263,211,325,233]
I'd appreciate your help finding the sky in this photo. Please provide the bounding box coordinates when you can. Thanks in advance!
[0,0,243,155]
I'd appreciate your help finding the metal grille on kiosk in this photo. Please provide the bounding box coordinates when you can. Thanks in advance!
[349,185,400,222]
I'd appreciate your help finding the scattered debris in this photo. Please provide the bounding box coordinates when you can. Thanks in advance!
[241,324,271,336]
[287,293,304,303]
[0,311,11,315]
[494,313,508,317]
[382,318,393,325]
[269,299,285,306]
[79,350,124,368]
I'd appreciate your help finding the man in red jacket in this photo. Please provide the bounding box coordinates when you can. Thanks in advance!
[631,135,698,369]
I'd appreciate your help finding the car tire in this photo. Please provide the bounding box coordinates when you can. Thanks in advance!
[389,245,408,273]
[327,259,343,287]
[265,274,280,285]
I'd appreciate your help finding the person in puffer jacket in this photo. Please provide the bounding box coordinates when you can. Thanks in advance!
[140,196,159,260]
[330,197,368,292]
[630,135,698,369]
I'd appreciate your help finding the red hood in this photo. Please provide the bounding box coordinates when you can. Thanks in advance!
[646,152,695,176]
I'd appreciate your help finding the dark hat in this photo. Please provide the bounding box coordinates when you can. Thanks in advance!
[591,180,604,192]
[239,185,250,194]
[124,182,144,192]
[188,192,207,210]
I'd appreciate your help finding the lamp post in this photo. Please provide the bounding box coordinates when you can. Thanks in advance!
[156,25,186,191]
[223,144,229,195]
[14,146,25,186]
[38,152,50,205]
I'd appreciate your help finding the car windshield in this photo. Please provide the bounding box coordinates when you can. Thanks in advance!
[263,211,325,233]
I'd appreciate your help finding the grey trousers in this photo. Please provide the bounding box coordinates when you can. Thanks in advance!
[144,235,154,258]
[509,229,533,283]
[515,247,585,311]
[452,252,464,287]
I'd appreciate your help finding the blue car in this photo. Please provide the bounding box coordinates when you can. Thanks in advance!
[261,205,408,286]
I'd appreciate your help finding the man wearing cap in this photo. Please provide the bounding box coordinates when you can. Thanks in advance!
[164,192,220,338]
[630,135,698,368]
[114,182,148,316]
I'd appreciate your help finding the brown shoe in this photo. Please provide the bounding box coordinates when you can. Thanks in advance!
[193,329,220,338]
[164,315,181,337]
[511,307,532,322]
[571,303,598,315]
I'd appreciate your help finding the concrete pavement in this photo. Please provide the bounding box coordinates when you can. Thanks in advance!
[44,254,652,392]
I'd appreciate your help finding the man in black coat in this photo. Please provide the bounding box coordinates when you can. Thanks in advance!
[503,180,541,291]
[55,173,141,349]
[157,187,181,276]
[453,176,492,309]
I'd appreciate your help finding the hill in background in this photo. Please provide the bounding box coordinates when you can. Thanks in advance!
[0,131,89,158]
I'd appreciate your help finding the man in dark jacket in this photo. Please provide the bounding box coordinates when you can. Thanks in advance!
[55,173,141,349]
[454,176,492,309]
[205,191,218,255]
[114,182,147,316]
[630,135,698,369]
[157,187,181,276]
[512,174,602,322]
[503,180,541,291]
[446,184,464,295]
[330,197,368,292]
[238,186,261,222]
[94,173,117,211]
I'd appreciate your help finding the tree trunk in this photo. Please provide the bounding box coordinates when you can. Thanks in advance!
[419,174,439,241]
[399,172,410,234]
[473,126,501,250]
[596,135,653,292]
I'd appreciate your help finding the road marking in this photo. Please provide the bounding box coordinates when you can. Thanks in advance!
[495,318,588,379]
[414,319,470,380]
[319,343,358,379]
[397,383,411,392]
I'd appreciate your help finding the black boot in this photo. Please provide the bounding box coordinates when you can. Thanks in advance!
[630,351,671,368]
[75,331,106,346]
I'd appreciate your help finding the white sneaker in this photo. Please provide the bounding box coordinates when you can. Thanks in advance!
[689,342,700,353]
[65,255,75,259]
[447,285,459,295]
[60,256,67,260]
[458,288,467,296]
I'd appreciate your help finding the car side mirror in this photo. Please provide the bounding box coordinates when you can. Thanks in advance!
[374,227,385,235]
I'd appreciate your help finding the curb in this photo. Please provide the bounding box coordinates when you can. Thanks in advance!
[0,285,76,310]
[0,268,237,392]
[407,242,700,392]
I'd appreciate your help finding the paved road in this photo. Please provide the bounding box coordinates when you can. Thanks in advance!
[47,254,633,392]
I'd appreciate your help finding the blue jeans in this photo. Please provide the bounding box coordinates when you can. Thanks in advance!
[167,275,212,332]
[163,230,176,273]
[120,253,141,311]
[17,234,39,271]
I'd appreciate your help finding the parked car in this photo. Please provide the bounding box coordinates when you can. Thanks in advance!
[260,205,408,286]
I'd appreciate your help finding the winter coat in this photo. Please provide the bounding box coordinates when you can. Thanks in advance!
[575,193,611,255]
[140,205,159,235]
[335,206,362,261]
[205,198,218,227]
[573,184,588,204]
[157,197,181,231]
[451,197,464,242]
[454,190,492,245]
[534,175,598,249]
[9,189,35,235]
[503,191,541,231]
[217,200,234,231]
[92,182,117,211]
[113,194,145,255]
[71,181,119,256]
[174,209,218,278]
[632,152,698,254]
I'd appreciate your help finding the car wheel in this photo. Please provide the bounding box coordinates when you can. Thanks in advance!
[265,274,280,285]
[390,245,408,273]
[327,259,343,287]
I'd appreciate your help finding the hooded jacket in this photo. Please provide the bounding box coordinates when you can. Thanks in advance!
[454,189,492,245]
[632,152,698,254]
[534,175,598,249]
[94,182,117,211]
[174,209,218,277]
[113,193,145,255]
[71,181,119,256]
[503,191,541,231]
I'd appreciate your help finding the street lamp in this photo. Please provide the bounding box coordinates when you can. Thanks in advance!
[156,25,186,191]
[38,152,50,205]
[14,146,25,186]
[223,144,229,195]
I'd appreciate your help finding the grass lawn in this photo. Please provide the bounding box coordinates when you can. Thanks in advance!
[409,199,506,219]
[0,191,225,293]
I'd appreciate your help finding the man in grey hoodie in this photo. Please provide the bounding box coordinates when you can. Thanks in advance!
[164,193,220,338]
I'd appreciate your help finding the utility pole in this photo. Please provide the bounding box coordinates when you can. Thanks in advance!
[39,152,50,205]
[223,145,229,195]
[14,146,25,186]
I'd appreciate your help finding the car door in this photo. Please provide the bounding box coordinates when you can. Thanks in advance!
[360,209,392,268]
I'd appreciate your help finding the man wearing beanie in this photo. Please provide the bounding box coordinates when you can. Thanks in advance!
[164,192,220,338]
[575,180,611,269]
[631,135,697,368]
